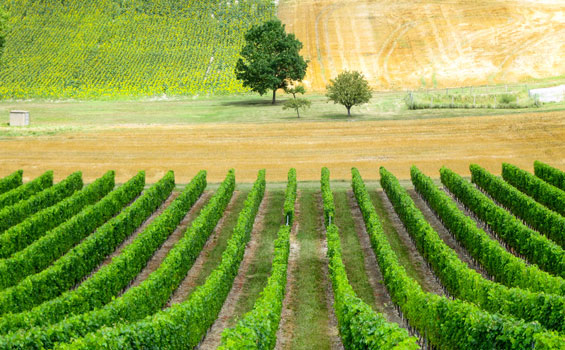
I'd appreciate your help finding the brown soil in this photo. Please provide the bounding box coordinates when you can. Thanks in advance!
[85,191,179,280]
[408,189,491,280]
[2,112,564,184]
[346,190,406,326]
[198,192,270,350]
[274,191,301,350]
[317,193,345,350]
[166,191,241,306]
[123,191,213,291]
[278,0,565,90]
[376,190,445,296]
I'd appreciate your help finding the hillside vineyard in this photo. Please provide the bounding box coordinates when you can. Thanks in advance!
[0,162,563,349]
[0,0,274,99]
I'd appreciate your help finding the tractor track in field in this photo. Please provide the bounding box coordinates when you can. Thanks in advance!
[197,191,271,350]
[123,191,213,292]
[377,190,446,296]
[346,190,406,327]
[317,193,345,350]
[409,189,492,280]
[274,191,301,350]
[165,191,242,307]
[82,191,178,283]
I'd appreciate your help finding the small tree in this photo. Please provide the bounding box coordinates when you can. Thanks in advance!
[283,85,311,118]
[235,19,308,104]
[326,71,372,116]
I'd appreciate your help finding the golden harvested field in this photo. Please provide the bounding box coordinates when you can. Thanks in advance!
[1,111,563,183]
[278,0,565,90]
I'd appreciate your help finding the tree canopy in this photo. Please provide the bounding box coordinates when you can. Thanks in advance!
[0,9,8,55]
[326,71,372,116]
[235,19,308,104]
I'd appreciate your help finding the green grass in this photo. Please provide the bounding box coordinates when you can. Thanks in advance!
[230,189,286,320]
[180,190,249,298]
[291,190,332,350]
[332,189,377,309]
[1,81,564,137]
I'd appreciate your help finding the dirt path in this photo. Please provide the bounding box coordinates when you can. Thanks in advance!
[317,193,345,350]
[408,189,491,280]
[274,191,301,350]
[165,191,241,306]
[346,190,406,326]
[376,190,445,296]
[197,192,271,350]
[123,191,213,291]
[85,191,179,280]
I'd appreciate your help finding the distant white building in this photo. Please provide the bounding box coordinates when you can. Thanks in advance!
[529,85,565,103]
[9,111,30,126]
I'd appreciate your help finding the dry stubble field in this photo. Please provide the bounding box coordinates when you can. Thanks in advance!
[1,111,563,183]
[278,0,565,90]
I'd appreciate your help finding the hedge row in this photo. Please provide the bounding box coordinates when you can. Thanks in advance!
[411,166,565,296]
[0,171,135,292]
[500,163,565,247]
[534,161,565,191]
[352,167,564,349]
[0,171,81,233]
[321,169,419,349]
[283,168,297,225]
[0,170,174,316]
[0,171,23,195]
[0,171,52,210]
[218,168,297,350]
[321,167,335,225]
[442,165,565,278]
[0,171,114,260]
[382,167,565,332]
[0,171,206,336]
[57,170,265,350]
[0,170,233,349]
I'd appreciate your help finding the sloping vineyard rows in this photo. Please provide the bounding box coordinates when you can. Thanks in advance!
[0,171,114,260]
[322,168,419,350]
[1,163,565,349]
[0,171,172,315]
[0,171,53,211]
[352,168,563,349]
[0,171,22,195]
[478,163,565,247]
[503,163,565,217]
[5,170,234,349]
[441,166,565,278]
[218,168,296,349]
[381,167,565,332]
[56,170,265,349]
[0,172,83,234]
[0,171,206,337]
[535,161,565,191]
[0,0,275,99]
[410,166,565,296]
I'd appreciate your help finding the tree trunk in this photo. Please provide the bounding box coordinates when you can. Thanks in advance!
[296,108,300,118]
[272,89,276,105]
[347,106,351,117]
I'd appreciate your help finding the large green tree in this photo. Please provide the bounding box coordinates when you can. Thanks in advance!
[0,9,8,55]
[326,70,372,116]
[235,19,308,104]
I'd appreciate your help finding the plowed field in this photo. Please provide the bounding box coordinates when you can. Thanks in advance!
[1,111,563,183]
[278,0,565,90]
